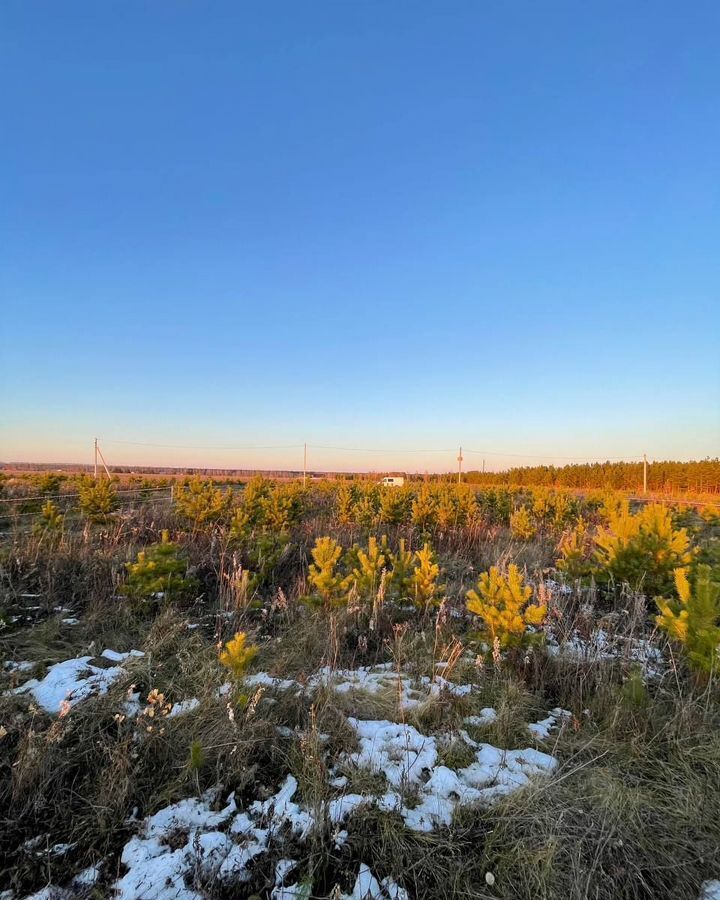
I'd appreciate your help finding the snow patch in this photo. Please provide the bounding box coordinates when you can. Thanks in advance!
[3,660,34,674]
[11,650,144,714]
[114,778,312,899]
[528,708,572,740]
[345,718,438,787]
[464,708,497,727]
[332,718,559,832]
[168,698,201,718]
[245,664,476,712]
[341,864,410,900]
[546,628,663,676]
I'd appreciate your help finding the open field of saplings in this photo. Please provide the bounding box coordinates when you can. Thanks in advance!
[1,474,720,900]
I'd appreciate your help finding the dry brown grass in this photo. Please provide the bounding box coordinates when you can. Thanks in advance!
[1,496,719,898]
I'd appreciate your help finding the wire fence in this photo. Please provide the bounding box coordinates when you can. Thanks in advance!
[1,480,714,545]
[0,488,174,539]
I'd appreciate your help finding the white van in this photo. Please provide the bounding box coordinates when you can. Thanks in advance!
[380,476,405,487]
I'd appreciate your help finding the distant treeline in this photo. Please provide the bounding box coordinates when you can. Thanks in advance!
[3,458,719,494]
[461,459,720,493]
[1,463,306,478]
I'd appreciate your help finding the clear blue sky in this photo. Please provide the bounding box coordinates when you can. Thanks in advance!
[2,1,718,473]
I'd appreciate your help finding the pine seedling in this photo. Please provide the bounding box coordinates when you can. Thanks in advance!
[219,631,259,679]
[32,473,65,495]
[412,542,443,611]
[336,485,355,525]
[531,488,553,524]
[595,502,693,594]
[551,492,575,530]
[262,492,294,534]
[411,487,438,531]
[307,536,349,607]
[353,493,378,528]
[33,499,64,535]
[388,538,414,599]
[557,516,594,580]
[228,505,253,542]
[510,506,536,541]
[466,564,547,647]
[242,476,272,526]
[655,565,720,675]
[436,490,457,530]
[78,477,119,523]
[174,477,231,526]
[456,487,479,527]
[379,487,410,525]
[349,535,388,599]
[122,530,197,605]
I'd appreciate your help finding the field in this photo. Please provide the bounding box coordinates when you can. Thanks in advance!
[1,474,720,900]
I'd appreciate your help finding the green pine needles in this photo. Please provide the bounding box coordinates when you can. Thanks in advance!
[304,534,442,612]
[78,477,119,523]
[655,565,720,675]
[121,530,198,607]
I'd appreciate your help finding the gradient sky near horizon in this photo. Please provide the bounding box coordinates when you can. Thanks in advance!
[2,2,719,474]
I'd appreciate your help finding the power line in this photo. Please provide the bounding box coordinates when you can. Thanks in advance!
[462,448,646,461]
[100,439,303,451]
[308,444,456,454]
[96,437,648,461]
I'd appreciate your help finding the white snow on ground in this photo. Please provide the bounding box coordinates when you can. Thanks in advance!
[245,664,475,711]
[13,656,564,898]
[464,708,497,727]
[72,865,101,888]
[168,698,201,718]
[346,718,438,787]
[701,881,720,900]
[23,889,67,899]
[313,664,473,709]
[10,650,144,714]
[101,649,145,663]
[528,708,572,740]
[546,628,663,675]
[122,692,142,718]
[272,884,309,899]
[114,779,308,899]
[121,692,204,721]
[271,861,409,900]
[244,672,303,692]
[112,711,560,895]
[115,789,250,899]
[249,774,315,839]
[340,863,410,900]
[26,864,103,897]
[3,660,35,674]
[329,717,558,833]
[271,859,300,898]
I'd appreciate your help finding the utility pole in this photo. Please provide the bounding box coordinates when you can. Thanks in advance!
[482,458,486,474]
[303,443,307,488]
[457,446,463,484]
[94,438,98,479]
[643,453,648,495]
[96,440,112,479]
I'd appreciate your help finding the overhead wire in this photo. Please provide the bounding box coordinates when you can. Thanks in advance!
[95,438,648,462]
